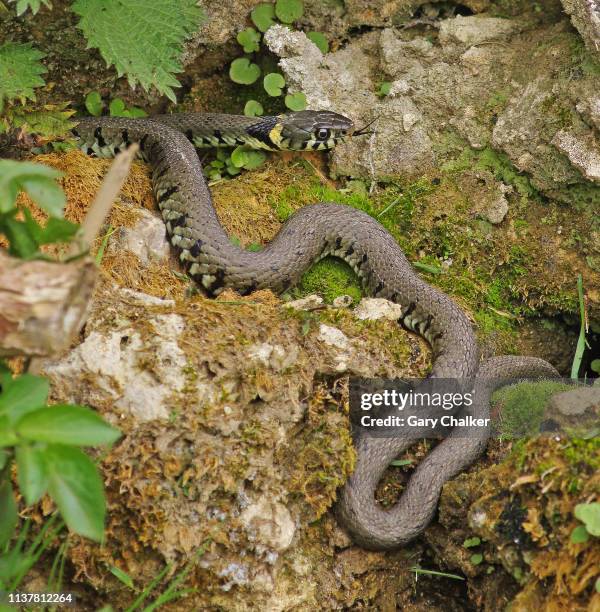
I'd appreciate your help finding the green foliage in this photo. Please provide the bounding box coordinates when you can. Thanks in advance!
[570,524,590,544]
[574,502,600,537]
[570,274,586,379]
[7,103,76,139]
[10,0,51,15]
[307,31,329,53]
[251,3,276,32]
[0,371,121,543]
[264,72,285,96]
[230,146,266,170]
[463,536,481,548]
[275,0,303,23]
[237,27,261,53]
[244,100,264,117]
[389,459,412,467]
[284,91,307,111]
[86,91,148,119]
[377,81,392,97]
[591,359,600,374]
[0,42,46,111]
[470,553,483,565]
[72,0,204,102]
[229,57,261,85]
[0,160,65,216]
[294,258,362,304]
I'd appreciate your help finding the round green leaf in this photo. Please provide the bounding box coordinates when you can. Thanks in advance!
[108,98,126,117]
[251,3,276,32]
[570,525,590,544]
[463,536,481,548]
[275,0,303,23]
[85,91,103,117]
[16,404,121,446]
[242,150,266,170]
[230,146,266,170]
[284,91,307,111]
[244,100,264,117]
[263,72,285,96]
[574,502,600,536]
[377,81,392,97]
[470,553,483,565]
[45,444,105,542]
[229,57,261,85]
[306,31,329,53]
[237,27,261,53]
[230,146,249,168]
[591,359,600,374]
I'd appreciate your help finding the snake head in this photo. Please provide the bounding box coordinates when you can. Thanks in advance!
[274,110,354,151]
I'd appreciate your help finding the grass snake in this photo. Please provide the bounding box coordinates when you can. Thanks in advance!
[71,110,559,550]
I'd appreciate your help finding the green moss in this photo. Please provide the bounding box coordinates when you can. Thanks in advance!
[492,380,572,439]
[293,257,362,304]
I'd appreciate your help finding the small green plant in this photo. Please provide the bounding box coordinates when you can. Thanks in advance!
[306,31,329,53]
[264,73,286,97]
[229,57,261,85]
[570,502,600,543]
[237,27,261,53]
[85,91,147,118]
[204,147,267,182]
[9,0,52,15]
[376,82,392,97]
[571,274,589,379]
[243,100,264,117]
[463,536,481,548]
[0,42,46,113]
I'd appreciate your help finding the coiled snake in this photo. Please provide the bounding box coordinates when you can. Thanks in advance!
[72,111,558,550]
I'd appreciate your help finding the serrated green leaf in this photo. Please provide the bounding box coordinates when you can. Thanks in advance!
[306,31,328,53]
[275,0,303,23]
[45,444,106,541]
[0,42,46,109]
[237,27,261,53]
[0,479,17,548]
[263,72,285,96]
[0,373,49,423]
[244,100,264,117]
[85,91,103,116]
[229,57,261,85]
[72,0,204,102]
[10,103,77,138]
[251,3,276,32]
[16,444,48,505]
[284,91,307,111]
[16,404,121,446]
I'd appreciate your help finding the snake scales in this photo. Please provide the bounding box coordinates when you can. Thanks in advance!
[72,111,559,550]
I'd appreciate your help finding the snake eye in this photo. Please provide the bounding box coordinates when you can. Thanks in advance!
[316,128,329,140]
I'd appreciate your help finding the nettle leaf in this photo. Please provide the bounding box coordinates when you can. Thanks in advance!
[71,0,204,102]
[264,72,285,97]
[16,404,121,446]
[0,159,64,215]
[11,0,52,16]
[251,3,276,32]
[244,100,264,117]
[0,42,46,110]
[229,57,261,85]
[307,31,329,53]
[10,103,76,139]
[237,27,261,53]
[45,444,106,542]
[284,92,307,111]
[275,0,303,23]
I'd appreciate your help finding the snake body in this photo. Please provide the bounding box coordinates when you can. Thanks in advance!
[71,112,558,549]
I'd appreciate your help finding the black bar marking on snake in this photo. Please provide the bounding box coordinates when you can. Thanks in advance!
[334,237,342,250]
[158,185,179,203]
[189,239,203,258]
[403,302,416,318]
[431,331,444,342]
[210,268,226,290]
[246,116,278,148]
[361,253,368,264]
[213,129,226,144]
[94,127,106,147]
[421,314,433,333]
[71,128,80,138]
[172,214,187,228]
[121,129,130,146]
[86,147,95,156]
[241,282,257,296]
[140,134,149,151]
[345,245,355,258]
[374,281,384,295]
[185,129,193,141]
